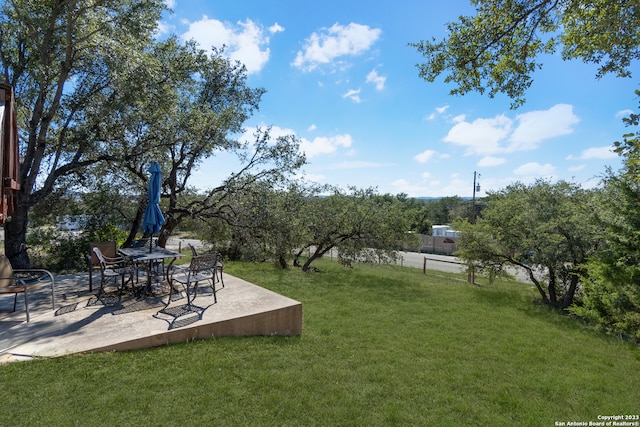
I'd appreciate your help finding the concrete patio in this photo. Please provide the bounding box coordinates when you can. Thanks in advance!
[0,270,303,363]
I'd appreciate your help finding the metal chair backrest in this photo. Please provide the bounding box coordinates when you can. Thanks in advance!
[89,242,116,266]
[92,246,110,270]
[188,243,198,257]
[189,253,216,275]
[214,252,224,265]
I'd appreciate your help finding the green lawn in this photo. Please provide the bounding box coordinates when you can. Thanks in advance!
[1,259,638,426]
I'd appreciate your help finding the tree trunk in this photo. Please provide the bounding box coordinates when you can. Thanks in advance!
[293,246,308,267]
[302,253,322,272]
[562,274,580,309]
[4,195,31,268]
[122,199,145,247]
[521,262,549,305]
[548,269,558,307]
[158,213,181,249]
[278,254,289,269]
[302,245,334,272]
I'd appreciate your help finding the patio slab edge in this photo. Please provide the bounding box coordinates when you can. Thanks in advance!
[0,274,303,363]
[91,303,303,353]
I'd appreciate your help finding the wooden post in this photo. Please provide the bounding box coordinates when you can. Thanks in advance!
[423,257,427,275]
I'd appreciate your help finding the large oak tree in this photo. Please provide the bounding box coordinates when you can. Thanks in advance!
[0,0,167,267]
[0,1,304,268]
[454,180,602,309]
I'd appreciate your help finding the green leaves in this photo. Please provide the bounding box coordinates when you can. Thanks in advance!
[613,90,640,180]
[411,0,639,108]
[575,171,640,341]
[456,179,601,307]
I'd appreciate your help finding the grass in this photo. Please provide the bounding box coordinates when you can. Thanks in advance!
[1,259,638,426]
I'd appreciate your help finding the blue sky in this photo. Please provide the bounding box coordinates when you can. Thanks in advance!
[158,0,637,198]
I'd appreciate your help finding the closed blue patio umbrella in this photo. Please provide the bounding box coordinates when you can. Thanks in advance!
[142,162,165,252]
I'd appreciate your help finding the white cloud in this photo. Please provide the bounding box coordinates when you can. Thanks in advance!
[442,104,581,157]
[366,69,386,91]
[391,174,476,198]
[302,172,325,183]
[478,156,507,167]
[390,179,429,197]
[443,114,512,155]
[424,105,449,121]
[566,145,617,160]
[616,109,633,118]
[155,20,173,37]
[163,0,176,8]
[307,124,317,132]
[514,162,556,177]
[433,176,470,197]
[239,125,296,147]
[293,23,382,71]
[508,104,580,151]
[300,134,352,158]
[181,17,275,74]
[583,177,603,190]
[568,164,586,172]
[269,23,285,33]
[414,149,437,164]
[343,88,361,103]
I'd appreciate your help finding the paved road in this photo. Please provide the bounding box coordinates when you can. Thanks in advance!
[322,248,467,275]
[164,242,532,283]
[164,237,205,252]
[396,251,465,274]
[396,251,532,283]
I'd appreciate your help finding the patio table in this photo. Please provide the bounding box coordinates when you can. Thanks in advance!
[119,247,183,295]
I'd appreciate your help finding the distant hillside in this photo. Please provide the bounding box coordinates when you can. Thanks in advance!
[412,196,473,201]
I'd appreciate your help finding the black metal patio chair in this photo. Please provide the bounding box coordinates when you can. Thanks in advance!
[92,246,135,299]
[167,253,219,306]
[0,254,55,322]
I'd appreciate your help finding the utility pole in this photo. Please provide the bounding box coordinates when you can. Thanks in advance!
[468,171,480,284]
[472,171,479,224]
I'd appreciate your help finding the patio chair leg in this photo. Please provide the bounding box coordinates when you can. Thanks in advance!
[96,279,106,300]
[185,284,195,306]
[166,284,173,306]
[166,281,181,306]
[218,269,224,288]
[23,287,29,323]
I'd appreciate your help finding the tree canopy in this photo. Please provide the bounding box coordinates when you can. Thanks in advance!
[411,0,640,107]
[574,170,640,341]
[0,1,304,267]
[0,0,167,266]
[293,188,414,272]
[454,180,601,308]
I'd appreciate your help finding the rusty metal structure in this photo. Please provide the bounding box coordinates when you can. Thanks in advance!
[0,83,20,225]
